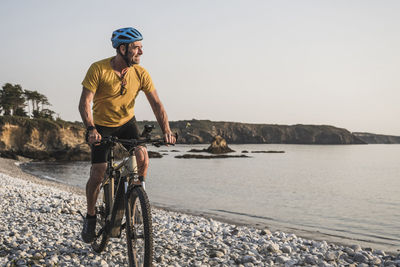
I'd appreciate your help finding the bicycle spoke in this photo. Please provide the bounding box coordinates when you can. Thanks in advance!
[126,187,153,267]
[91,202,110,253]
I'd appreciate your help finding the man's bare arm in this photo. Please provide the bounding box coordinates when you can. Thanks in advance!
[145,90,176,144]
[79,87,95,127]
[78,87,101,143]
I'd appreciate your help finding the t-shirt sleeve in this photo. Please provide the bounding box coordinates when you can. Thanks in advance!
[140,68,155,93]
[82,63,101,93]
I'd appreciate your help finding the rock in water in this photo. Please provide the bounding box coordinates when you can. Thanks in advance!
[206,135,235,154]
[0,150,18,160]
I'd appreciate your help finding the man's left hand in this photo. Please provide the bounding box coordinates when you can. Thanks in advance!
[164,132,176,145]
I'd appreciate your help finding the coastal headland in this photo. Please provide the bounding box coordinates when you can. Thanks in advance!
[1,116,399,161]
[1,157,400,266]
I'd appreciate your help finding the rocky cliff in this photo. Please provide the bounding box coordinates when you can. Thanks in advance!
[0,117,370,161]
[0,116,90,161]
[353,132,400,144]
[138,120,366,145]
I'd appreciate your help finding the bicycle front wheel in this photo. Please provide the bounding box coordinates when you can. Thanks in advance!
[125,186,153,267]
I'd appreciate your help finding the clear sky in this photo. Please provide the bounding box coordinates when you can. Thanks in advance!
[0,0,399,135]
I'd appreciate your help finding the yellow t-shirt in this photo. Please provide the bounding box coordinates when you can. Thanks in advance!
[82,57,155,127]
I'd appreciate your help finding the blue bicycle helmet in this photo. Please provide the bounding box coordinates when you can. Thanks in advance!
[111,27,143,48]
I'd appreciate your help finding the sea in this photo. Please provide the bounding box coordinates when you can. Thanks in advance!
[21,144,400,253]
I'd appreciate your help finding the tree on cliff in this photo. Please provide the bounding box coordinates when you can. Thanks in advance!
[34,91,49,112]
[31,92,53,119]
[0,83,27,116]
[25,90,50,115]
[1,83,55,120]
[23,89,35,116]
[33,108,55,120]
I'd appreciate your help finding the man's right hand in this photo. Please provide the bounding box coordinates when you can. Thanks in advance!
[87,129,102,144]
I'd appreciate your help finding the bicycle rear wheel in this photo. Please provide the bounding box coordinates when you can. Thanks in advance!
[125,186,153,267]
[92,184,110,253]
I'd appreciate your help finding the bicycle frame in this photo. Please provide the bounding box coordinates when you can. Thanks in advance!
[100,144,142,238]
[91,131,175,265]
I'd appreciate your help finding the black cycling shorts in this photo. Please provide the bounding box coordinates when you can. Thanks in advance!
[91,117,140,164]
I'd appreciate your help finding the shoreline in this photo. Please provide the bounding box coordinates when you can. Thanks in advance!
[1,157,399,266]
[150,203,400,255]
[16,157,399,254]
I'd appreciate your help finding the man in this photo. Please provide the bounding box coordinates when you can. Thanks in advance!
[78,27,176,243]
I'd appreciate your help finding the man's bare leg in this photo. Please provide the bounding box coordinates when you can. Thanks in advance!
[82,162,107,243]
[135,146,149,181]
[86,162,107,216]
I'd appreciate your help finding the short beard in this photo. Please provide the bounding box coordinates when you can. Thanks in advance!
[126,58,134,67]
[117,45,136,67]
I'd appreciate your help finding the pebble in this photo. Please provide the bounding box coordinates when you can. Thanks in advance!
[324,251,336,261]
[354,252,370,263]
[210,250,224,258]
[0,172,399,267]
[282,245,292,254]
[267,243,280,253]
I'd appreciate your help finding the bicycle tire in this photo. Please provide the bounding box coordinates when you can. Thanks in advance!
[125,186,153,267]
[92,184,111,253]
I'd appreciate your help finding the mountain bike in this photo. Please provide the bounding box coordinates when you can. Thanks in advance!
[90,125,174,267]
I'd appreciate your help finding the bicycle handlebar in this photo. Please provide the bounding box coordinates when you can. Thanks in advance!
[99,133,178,148]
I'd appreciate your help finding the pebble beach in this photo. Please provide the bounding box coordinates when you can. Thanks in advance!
[0,157,399,267]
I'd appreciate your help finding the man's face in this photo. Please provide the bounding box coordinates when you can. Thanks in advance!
[125,41,143,65]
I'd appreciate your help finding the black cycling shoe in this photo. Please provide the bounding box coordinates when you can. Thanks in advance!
[81,216,97,243]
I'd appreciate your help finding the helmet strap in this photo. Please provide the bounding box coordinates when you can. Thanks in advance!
[122,44,133,67]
